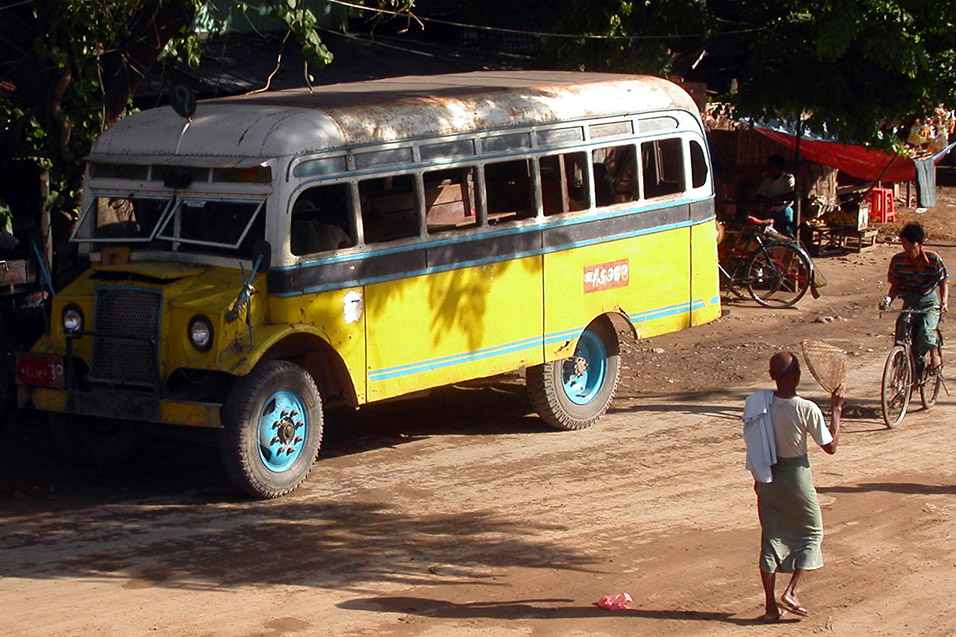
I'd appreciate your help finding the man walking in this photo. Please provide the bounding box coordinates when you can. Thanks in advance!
[743,352,844,622]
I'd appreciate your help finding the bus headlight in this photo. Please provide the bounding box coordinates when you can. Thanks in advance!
[62,305,84,334]
[188,315,214,352]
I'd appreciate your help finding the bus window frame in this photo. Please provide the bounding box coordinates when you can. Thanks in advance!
[639,136,688,201]
[478,156,540,226]
[157,196,265,251]
[591,142,641,208]
[282,116,712,262]
[539,150,591,216]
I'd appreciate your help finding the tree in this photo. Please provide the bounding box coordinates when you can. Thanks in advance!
[544,0,713,76]
[0,1,202,211]
[729,1,956,144]
[0,0,406,217]
[542,0,956,144]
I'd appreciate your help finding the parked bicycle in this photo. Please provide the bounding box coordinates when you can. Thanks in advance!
[717,221,815,308]
[880,307,947,428]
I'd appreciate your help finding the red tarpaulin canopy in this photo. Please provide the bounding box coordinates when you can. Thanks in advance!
[753,124,955,182]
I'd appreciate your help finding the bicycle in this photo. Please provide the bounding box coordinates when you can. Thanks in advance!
[717,222,814,308]
[879,307,947,428]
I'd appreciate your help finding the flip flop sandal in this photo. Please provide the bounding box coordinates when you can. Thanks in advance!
[778,597,809,617]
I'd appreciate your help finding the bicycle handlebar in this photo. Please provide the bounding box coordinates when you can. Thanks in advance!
[880,307,940,315]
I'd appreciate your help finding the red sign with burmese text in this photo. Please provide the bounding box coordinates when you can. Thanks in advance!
[16,353,66,389]
[583,259,630,294]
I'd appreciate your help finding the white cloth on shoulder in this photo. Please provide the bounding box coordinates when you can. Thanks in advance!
[743,389,777,483]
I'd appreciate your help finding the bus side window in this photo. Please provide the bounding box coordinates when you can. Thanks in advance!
[483,159,535,224]
[541,152,590,216]
[592,145,639,207]
[290,183,355,256]
[690,139,709,189]
[424,166,478,234]
[359,175,421,244]
[641,138,685,199]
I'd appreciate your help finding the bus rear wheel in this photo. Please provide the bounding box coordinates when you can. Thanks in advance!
[527,320,620,430]
[221,360,323,499]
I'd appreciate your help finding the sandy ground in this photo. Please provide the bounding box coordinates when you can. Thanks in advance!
[1,193,955,637]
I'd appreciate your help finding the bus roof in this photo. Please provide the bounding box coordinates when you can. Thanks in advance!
[90,71,699,167]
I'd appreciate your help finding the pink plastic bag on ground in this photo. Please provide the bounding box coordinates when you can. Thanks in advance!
[596,592,632,610]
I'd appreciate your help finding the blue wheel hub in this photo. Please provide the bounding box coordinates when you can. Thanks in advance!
[561,330,608,405]
[257,390,307,472]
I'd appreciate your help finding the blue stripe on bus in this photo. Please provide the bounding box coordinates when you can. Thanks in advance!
[273,214,715,297]
[368,297,713,382]
[368,335,542,381]
[627,298,705,324]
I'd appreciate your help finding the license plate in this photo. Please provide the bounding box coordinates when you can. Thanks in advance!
[16,353,66,389]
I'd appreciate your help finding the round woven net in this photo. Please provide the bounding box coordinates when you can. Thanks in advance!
[801,340,847,392]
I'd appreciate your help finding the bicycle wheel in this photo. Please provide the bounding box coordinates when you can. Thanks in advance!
[746,242,811,308]
[920,345,943,409]
[721,258,747,298]
[881,345,912,428]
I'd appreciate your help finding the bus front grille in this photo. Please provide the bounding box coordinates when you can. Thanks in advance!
[89,288,162,387]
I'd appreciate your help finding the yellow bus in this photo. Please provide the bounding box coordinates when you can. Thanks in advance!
[17,71,720,498]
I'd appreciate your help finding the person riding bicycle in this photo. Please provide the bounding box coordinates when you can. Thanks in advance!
[754,154,797,238]
[879,222,950,374]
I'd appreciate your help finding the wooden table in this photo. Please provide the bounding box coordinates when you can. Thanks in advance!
[801,225,844,256]
[841,227,878,252]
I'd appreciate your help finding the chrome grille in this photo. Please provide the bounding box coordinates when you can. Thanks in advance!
[90,288,162,386]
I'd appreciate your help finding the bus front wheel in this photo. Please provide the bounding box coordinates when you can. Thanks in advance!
[221,360,323,499]
[527,320,620,430]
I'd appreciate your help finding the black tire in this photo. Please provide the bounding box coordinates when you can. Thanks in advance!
[221,360,323,499]
[881,345,912,429]
[527,320,620,430]
[48,415,143,465]
[920,345,943,410]
[723,259,747,299]
[746,243,811,308]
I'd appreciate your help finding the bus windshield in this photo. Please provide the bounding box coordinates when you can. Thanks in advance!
[73,194,265,257]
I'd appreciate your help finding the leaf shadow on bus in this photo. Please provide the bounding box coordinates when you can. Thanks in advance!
[358,251,542,354]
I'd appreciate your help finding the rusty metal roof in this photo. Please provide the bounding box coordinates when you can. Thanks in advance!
[91,71,698,165]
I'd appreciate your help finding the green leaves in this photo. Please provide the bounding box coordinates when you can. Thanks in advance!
[269,0,334,66]
[719,0,956,143]
[0,0,349,215]
[544,0,712,75]
[540,0,956,143]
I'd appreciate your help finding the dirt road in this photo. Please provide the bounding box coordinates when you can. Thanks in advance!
[1,240,954,637]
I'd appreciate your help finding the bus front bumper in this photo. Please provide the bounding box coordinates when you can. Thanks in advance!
[17,385,222,429]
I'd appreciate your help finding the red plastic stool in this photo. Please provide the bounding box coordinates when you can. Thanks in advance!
[869,187,896,223]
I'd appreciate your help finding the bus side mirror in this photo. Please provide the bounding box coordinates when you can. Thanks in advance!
[252,240,271,273]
